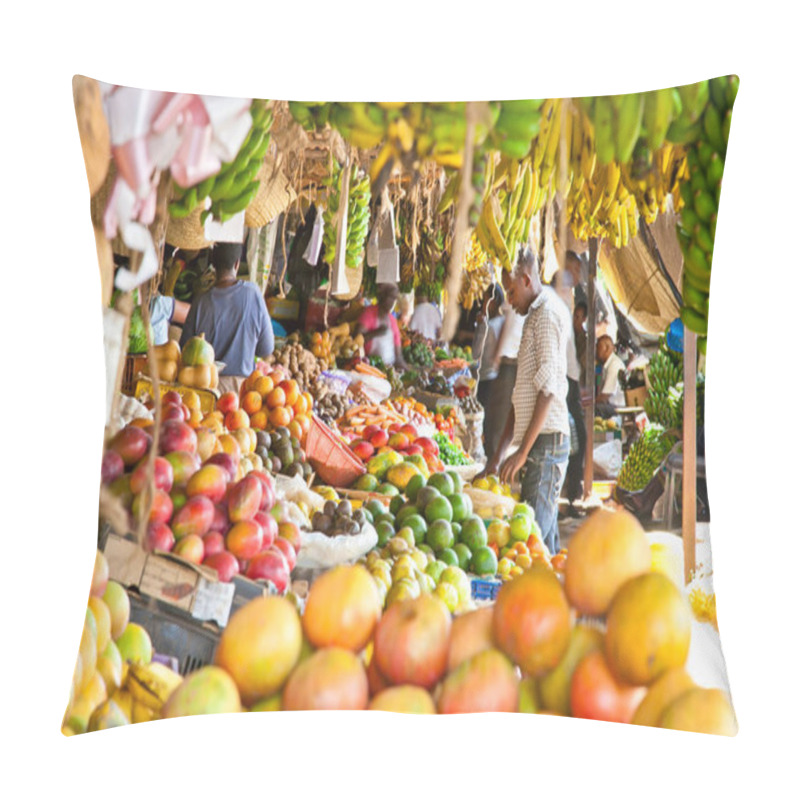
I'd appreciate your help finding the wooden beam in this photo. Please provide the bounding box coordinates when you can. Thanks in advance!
[583,238,598,498]
[682,329,697,584]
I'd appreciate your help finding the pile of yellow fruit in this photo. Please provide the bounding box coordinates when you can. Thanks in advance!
[310,331,335,367]
[472,474,519,500]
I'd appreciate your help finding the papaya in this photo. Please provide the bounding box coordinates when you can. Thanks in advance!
[367,450,404,480]
[181,334,215,367]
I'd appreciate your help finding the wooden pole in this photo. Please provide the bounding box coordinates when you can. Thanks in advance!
[682,329,698,584]
[583,238,598,498]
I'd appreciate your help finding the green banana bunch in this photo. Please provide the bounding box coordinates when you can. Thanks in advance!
[677,75,738,348]
[322,161,372,269]
[617,425,676,491]
[288,100,331,131]
[169,99,274,223]
[490,99,544,160]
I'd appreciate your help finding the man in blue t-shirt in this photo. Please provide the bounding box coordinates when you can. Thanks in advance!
[180,242,275,394]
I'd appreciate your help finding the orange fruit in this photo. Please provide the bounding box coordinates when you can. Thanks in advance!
[188,408,204,428]
[225,409,249,431]
[269,406,292,428]
[296,414,311,436]
[241,391,262,415]
[255,375,274,398]
[302,392,313,410]
[279,380,299,407]
[293,395,309,416]
[266,387,286,409]
[250,410,269,430]
[242,373,260,393]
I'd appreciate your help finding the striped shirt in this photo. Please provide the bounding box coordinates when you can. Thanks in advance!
[511,286,571,445]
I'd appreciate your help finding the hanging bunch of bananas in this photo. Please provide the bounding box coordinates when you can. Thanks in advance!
[619,140,689,225]
[644,343,683,429]
[489,99,545,159]
[169,99,273,223]
[459,232,495,309]
[476,157,538,270]
[287,100,331,131]
[677,75,738,346]
[322,160,372,269]
[566,160,639,249]
[617,425,676,492]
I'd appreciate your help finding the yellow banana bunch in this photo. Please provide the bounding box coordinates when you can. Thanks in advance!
[619,142,689,225]
[459,233,494,309]
[123,661,184,721]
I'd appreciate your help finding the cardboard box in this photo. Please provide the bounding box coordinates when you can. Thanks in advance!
[103,534,235,628]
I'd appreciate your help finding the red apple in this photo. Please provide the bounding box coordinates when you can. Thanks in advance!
[246,548,290,592]
[130,456,174,494]
[400,424,418,439]
[161,404,186,423]
[101,451,124,485]
[163,390,182,406]
[388,423,402,434]
[274,537,297,571]
[205,452,239,480]
[414,437,440,457]
[350,440,375,462]
[203,551,239,583]
[173,534,204,565]
[254,511,277,549]
[201,531,225,558]
[369,429,389,448]
[159,420,198,455]
[362,425,381,441]
[145,522,175,553]
[108,426,152,466]
[404,444,423,457]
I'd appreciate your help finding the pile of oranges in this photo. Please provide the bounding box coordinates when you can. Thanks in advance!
[230,364,314,445]
[309,331,334,366]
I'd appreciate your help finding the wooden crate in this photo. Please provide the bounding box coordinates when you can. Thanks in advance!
[122,354,148,396]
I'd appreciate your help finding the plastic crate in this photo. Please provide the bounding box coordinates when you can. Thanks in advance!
[471,577,502,601]
[305,415,366,487]
[127,591,220,676]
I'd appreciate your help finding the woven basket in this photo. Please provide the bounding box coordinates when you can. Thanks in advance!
[245,158,297,229]
[166,204,211,250]
[334,261,364,302]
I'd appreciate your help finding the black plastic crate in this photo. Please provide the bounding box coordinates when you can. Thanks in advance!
[128,591,220,676]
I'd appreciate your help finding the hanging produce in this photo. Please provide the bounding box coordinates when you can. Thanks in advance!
[644,342,683,429]
[458,233,494,309]
[676,76,738,345]
[617,425,676,492]
[322,160,372,269]
[168,99,274,223]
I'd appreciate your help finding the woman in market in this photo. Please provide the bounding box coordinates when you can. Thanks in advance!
[355,283,407,368]
[473,283,505,433]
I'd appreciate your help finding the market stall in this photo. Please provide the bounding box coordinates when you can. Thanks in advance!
[66,78,735,733]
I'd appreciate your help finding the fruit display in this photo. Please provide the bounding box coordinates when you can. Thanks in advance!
[254,428,312,482]
[402,333,435,367]
[177,334,219,390]
[433,432,470,466]
[322,160,371,270]
[314,391,351,426]
[311,499,367,538]
[237,362,314,446]
[677,77,738,346]
[152,340,181,383]
[168,99,273,224]
[643,338,706,430]
[617,425,676,492]
[347,420,445,477]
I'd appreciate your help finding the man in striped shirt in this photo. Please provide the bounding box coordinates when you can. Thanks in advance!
[482,248,571,554]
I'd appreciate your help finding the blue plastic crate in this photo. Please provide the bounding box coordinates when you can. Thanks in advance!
[471,577,501,601]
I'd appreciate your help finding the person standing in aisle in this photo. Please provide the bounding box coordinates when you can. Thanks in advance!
[484,270,525,462]
[573,300,588,386]
[596,334,627,418]
[472,283,505,425]
[408,289,442,342]
[355,283,408,368]
[180,242,275,395]
[482,248,571,555]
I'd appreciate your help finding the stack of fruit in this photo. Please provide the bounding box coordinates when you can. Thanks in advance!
[168,99,273,224]
[101,402,305,589]
[311,499,368,538]
[237,363,314,446]
[402,333,436,367]
[177,334,219,391]
[253,428,312,482]
[71,507,736,733]
[617,425,676,492]
[432,432,470,466]
[152,340,181,383]
[351,423,444,479]
[309,331,335,367]
[594,417,619,434]
[322,161,372,270]
[677,76,738,347]
[265,340,322,394]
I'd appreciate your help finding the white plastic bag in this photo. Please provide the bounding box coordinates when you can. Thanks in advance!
[274,474,325,513]
[593,439,623,479]
[295,522,378,569]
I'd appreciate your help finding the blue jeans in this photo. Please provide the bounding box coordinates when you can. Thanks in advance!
[519,435,570,555]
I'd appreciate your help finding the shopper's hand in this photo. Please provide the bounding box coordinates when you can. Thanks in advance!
[475,461,497,482]
[499,450,527,485]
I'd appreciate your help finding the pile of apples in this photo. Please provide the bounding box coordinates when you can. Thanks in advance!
[102,393,301,591]
[344,423,445,474]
